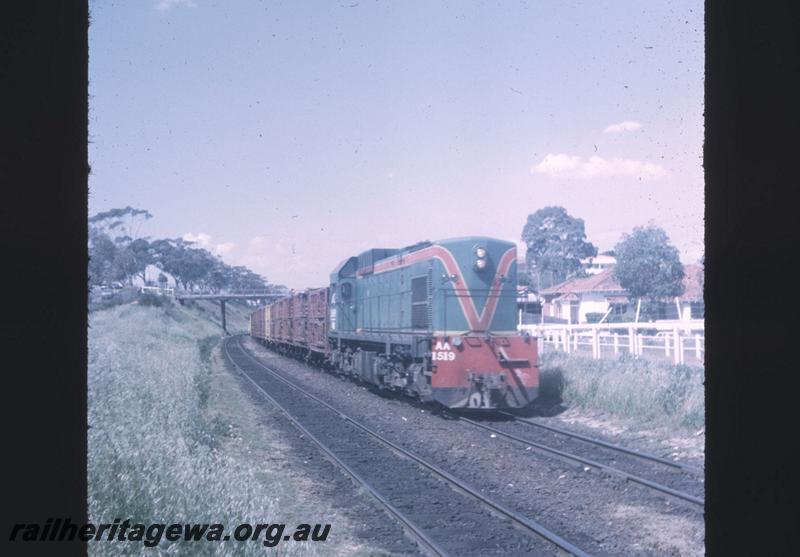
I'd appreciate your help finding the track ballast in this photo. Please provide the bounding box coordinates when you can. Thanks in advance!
[224,335,591,557]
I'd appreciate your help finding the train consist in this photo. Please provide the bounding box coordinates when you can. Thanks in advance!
[249,236,539,410]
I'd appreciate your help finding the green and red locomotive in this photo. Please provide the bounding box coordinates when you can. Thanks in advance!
[249,236,539,410]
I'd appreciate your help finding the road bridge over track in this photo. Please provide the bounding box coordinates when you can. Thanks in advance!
[173,291,286,334]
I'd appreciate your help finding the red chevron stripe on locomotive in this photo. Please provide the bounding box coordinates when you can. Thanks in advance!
[357,245,516,332]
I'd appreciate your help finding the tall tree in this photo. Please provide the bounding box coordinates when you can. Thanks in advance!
[127,238,154,284]
[613,224,685,321]
[88,206,152,242]
[521,206,596,291]
[88,229,118,286]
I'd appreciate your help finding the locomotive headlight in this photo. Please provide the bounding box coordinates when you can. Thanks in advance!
[474,245,488,271]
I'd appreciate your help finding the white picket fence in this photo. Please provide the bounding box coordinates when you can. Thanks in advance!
[519,320,705,365]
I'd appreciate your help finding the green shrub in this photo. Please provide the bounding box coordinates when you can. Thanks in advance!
[538,365,565,402]
[606,312,633,323]
[138,291,172,307]
[584,312,605,323]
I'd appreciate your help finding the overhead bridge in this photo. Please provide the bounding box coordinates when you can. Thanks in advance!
[172,291,285,334]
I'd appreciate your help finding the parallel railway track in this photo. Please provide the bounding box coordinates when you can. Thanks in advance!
[224,335,592,557]
[500,413,704,476]
[452,414,704,507]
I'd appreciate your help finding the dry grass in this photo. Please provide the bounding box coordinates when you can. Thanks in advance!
[88,302,371,556]
[539,351,705,431]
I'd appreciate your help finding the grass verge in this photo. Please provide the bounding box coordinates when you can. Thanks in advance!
[539,351,705,431]
[88,302,370,556]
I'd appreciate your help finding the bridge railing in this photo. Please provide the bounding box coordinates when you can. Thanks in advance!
[139,285,175,296]
[172,290,286,300]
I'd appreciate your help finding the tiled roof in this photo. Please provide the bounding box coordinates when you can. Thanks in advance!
[540,264,704,302]
[540,269,626,296]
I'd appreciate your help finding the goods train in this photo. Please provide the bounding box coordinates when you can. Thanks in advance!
[249,236,538,410]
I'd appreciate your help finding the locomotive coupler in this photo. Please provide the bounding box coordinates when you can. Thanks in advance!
[467,372,505,409]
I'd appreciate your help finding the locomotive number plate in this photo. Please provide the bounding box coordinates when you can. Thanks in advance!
[432,341,456,361]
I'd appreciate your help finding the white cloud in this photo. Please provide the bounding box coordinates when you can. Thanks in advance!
[214,242,236,256]
[532,153,667,180]
[182,232,212,247]
[604,120,642,133]
[533,153,581,175]
[156,0,197,12]
[182,232,236,256]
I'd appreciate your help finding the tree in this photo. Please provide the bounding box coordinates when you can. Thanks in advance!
[88,229,118,287]
[148,239,224,291]
[88,206,152,242]
[521,206,596,291]
[88,208,273,295]
[613,224,685,321]
[110,247,138,285]
[127,238,154,284]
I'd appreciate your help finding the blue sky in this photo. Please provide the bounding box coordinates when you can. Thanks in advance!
[89,1,703,289]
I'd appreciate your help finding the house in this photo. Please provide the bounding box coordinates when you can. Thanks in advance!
[132,264,178,289]
[580,254,617,275]
[538,264,704,324]
[516,285,542,325]
[539,269,628,324]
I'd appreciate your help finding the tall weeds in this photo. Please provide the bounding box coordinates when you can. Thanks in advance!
[539,352,705,431]
[88,304,304,556]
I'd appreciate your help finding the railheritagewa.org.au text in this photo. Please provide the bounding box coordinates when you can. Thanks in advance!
[9,518,331,548]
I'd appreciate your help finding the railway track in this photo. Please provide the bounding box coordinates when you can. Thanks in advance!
[451,414,704,507]
[500,413,704,475]
[224,335,592,557]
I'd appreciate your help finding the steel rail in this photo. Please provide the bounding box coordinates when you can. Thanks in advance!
[455,415,704,507]
[223,337,450,557]
[499,411,704,475]
[230,336,592,557]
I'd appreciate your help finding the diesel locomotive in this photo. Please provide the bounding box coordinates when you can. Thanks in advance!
[249,236,539,410]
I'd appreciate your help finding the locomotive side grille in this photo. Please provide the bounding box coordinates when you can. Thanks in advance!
[411,276,428,329]
[427,264,433,329]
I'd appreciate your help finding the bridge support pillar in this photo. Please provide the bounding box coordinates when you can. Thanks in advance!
[220,299,227,335]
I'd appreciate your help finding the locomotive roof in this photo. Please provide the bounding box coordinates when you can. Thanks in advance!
[331,236,514,281]
[392,236,514,257]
